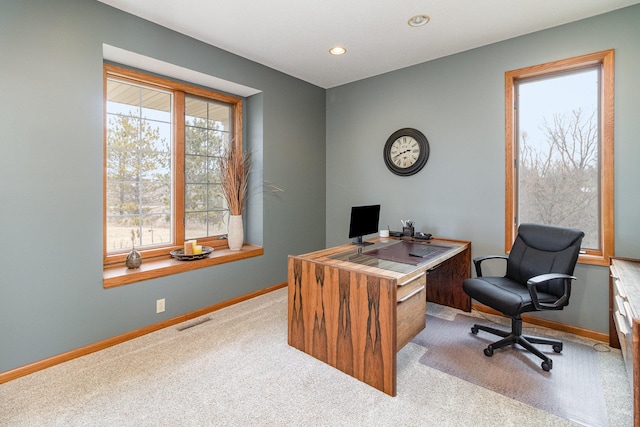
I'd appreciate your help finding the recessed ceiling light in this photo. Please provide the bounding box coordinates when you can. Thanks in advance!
[408,14,430,27]
[329,46,347,56]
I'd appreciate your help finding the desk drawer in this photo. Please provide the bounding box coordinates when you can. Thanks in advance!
[614,277,627,300]
[614,311,637,387]
[614,295,632,332]
[397,273,426,350]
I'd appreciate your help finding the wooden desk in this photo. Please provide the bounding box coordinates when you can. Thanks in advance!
[287,237,471,396]
[609,258,640,426]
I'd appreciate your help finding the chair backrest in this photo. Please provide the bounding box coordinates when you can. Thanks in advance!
[506,223,584,297]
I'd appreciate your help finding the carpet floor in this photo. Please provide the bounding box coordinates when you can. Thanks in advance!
[412,314,608,426]
[0,288,633,426]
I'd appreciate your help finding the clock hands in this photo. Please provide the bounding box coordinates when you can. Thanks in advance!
[393,148,413,160]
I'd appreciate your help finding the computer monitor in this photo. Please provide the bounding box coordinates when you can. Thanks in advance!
[348,204,380,246]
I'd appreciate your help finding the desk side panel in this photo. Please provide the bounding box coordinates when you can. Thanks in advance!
[288,257,304,349]
[425,245,471,312]
[287,256,397,395]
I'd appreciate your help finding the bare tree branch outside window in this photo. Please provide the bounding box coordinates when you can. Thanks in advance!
[518,107,600,248]
[506,50,614,265]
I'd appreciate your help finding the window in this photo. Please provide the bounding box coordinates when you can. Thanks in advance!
[104,64,243,266]
[505,50,614,266]
[184,97,232,240]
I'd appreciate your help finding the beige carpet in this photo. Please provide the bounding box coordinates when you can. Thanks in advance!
[0,288,633,426]
[413,314,607,426]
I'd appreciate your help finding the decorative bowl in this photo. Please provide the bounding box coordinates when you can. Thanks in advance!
[170,246,214,261]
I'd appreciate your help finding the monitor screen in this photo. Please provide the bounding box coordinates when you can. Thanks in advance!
[348,204,380,245]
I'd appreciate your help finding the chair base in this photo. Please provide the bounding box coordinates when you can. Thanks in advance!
[470,316,562,371]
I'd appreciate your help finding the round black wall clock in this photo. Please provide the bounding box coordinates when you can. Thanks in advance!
[383,128,430,176]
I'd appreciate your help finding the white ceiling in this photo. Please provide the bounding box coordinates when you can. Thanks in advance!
[98,0,639,89]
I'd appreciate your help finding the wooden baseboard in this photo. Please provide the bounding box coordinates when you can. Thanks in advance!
[0,282,287,385]
[472,302,609,343]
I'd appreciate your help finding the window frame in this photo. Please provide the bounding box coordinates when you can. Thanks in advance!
[504,49,614,266]
[103,63,244,268]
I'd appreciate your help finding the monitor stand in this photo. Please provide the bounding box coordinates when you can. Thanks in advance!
[351,236,374,246]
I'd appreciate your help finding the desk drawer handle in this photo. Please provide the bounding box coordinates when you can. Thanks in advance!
[399,272,425,287]
[615,295,626,317]
[614,281,627,300]
[427,263,443,272]
[614,311,630,335]
[398,285,426,303]
[623,301,633,324]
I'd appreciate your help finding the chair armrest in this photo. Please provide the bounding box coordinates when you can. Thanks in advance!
[526,273,577,310]
[472,255,508,277]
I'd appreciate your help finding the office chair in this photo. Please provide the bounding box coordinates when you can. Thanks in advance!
[462,223,584,371]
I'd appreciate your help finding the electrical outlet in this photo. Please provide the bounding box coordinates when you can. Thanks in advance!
[156,298,165,313]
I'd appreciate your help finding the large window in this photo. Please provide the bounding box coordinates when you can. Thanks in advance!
[104,64,242,266]
[505,50,614,266]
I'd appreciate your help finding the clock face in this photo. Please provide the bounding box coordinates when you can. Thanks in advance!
[390,136,420,169]
[383,128,429,176]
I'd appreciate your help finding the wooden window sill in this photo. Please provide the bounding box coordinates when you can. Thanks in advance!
[103,244,264,288]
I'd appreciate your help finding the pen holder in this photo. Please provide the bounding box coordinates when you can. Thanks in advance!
[402,226,414,237]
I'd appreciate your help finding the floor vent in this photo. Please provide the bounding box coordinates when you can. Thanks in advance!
[177,317,211,331]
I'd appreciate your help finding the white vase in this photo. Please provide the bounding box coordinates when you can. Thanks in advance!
[227,215,244,250]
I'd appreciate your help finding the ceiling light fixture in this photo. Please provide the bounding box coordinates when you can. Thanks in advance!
[329,46,347,56]
[408,14,430,27]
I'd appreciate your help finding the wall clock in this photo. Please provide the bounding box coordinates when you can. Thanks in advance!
[383,128,430,176]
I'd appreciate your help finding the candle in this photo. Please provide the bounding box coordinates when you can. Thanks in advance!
[184,240,195,255]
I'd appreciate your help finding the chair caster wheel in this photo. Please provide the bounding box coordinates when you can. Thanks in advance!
[553,344,563,353]
[471,326,478,335]
[542,360,552,371]
[484,346,493,357]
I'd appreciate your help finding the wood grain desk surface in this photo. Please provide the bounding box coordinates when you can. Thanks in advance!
[291,236,470,280]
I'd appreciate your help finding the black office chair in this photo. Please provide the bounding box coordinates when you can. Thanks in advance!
[462,223,584,371]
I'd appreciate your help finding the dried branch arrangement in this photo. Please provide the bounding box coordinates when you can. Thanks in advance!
[218,142,251,216]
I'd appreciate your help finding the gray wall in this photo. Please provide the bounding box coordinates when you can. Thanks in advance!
[326,5,640,334]
[0,0,326,373]
[1,1,638,375]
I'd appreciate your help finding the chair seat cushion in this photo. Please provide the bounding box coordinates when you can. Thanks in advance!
[463,276,557,318]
